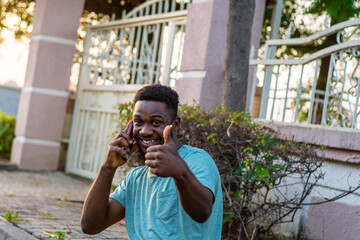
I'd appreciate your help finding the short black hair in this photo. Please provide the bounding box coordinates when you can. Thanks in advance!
[133,84,179,120]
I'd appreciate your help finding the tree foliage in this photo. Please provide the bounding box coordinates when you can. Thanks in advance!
[0,0,34,43]
[84,0,145,19]
[306,0,359,24]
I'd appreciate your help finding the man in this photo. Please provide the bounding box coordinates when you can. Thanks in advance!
[81,84,223,239]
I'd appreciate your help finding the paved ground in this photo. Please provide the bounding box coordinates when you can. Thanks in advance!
[0,169,128,240]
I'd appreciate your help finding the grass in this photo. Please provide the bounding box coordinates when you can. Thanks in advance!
[40,215,55,220]
[2,211,21,224]
[42,231,68,239]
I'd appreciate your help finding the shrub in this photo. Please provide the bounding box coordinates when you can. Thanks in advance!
[0,110,16,159]
[118,102,326,239]
[117,102,134,127]
[177,103,326,239]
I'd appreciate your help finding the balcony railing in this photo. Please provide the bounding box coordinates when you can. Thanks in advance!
[250,19,360,129]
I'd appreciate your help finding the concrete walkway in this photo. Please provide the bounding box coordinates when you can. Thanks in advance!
[0,169,128,240]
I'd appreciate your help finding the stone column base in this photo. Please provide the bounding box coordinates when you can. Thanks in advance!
[11,137,60,170]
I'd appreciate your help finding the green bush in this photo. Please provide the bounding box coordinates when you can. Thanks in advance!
[0,110,16,159]
[118,102,325,239]
[177,103,325,239]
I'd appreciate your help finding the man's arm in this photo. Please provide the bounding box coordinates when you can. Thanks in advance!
[145,125,214,223]
[81,122,134,234]
[174,164,214,223]
[81,166,125,234]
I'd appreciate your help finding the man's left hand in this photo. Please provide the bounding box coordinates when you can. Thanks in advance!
[145,125,186,179]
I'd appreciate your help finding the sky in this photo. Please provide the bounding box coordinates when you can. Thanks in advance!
[0,7,32,87]
[0,39,28,87]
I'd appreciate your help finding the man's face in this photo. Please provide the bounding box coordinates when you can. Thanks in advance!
[132,100,173,154]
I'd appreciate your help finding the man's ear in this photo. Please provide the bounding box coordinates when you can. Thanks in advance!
[172,116,181,131]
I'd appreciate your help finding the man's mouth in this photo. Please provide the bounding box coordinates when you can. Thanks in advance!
[140,139,161,148]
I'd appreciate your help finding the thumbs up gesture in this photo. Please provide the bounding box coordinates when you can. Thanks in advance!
[145,125,187,178]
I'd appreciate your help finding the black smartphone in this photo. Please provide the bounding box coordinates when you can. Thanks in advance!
[126,120,133,137]
[124,120,133,160]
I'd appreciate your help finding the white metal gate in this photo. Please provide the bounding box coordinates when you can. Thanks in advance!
[66,0,190,180]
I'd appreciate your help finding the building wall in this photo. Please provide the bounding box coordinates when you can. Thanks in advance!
[258,120,360,239]
[0,85,21,116]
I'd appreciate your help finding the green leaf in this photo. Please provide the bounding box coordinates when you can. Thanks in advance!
[256,169,270,177]
[272,164,285,169]
[235,167,242,174]
[263,177,270,187]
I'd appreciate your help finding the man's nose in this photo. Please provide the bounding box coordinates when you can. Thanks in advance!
[139,123,153,136]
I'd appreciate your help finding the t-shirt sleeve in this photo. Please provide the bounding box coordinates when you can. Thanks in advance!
[185,151,220,198]
[110,172,130,208]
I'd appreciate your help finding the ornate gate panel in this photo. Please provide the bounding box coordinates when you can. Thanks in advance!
[66,0,189,180]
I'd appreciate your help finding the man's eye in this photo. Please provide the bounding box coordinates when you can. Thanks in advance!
[134,119,142,124]
[153,120,161,125]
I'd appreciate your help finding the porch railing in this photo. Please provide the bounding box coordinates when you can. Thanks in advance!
[250,19,360,129]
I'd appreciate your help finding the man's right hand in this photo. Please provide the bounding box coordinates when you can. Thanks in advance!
[104,120,136,169]
[82,121,130,234]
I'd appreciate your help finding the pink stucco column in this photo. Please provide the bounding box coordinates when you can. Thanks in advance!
[177,0,265,111]
[11,0,85,170]
[177,0,229,109]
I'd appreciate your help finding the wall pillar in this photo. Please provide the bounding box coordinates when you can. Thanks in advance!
[11,0,85,170]
[177,0,229,109]
[178,0,266,112]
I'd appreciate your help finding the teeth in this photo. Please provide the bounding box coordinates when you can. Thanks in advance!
[143,140,155,144]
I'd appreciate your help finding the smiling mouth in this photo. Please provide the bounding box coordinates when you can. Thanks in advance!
[140,139,161,148]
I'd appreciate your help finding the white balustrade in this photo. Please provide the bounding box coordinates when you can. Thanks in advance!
[250,19,360,129]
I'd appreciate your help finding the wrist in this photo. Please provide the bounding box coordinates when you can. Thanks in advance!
[173,164,191,183]
[100,163,118,174]
[104,152,125,170]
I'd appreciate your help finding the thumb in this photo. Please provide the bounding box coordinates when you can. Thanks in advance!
[163,125,174,145]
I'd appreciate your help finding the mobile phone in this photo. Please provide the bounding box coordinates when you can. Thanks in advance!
[126,120,133,138]
[123,121,133,160]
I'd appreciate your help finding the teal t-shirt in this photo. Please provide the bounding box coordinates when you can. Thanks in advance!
[110,145,223,239]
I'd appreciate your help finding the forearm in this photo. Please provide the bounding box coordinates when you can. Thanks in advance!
[174,167,213,223]
[81,165,117,233]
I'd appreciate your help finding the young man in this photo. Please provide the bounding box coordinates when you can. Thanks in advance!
[81,84,223,239]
